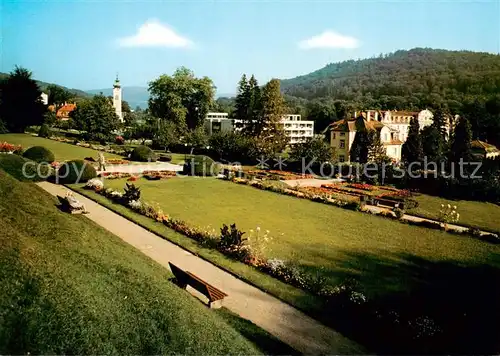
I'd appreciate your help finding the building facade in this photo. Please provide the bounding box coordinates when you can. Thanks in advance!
[204,112,234,135]
[329,109,436,163]
[208,113,314,145]
[113,76,123,122]
[40,92,48,105]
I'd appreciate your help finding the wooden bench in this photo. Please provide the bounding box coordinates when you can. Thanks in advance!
[57,195,86,214]
[168,262,227,308]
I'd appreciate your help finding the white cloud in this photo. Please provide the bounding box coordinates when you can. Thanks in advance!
[118,19,193,48]
[298,30,360,50]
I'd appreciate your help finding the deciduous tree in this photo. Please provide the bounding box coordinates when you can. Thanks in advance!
[402,117,423,167]
[70,94,119,142]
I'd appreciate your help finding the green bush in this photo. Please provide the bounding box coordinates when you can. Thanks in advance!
[56,159,97,184]
[38,124,51,138]
[0,154,53,182]
[23,146,55,163]
[130,145,157,162]
[157,153,172,162]
[183,155,221,176]
[393,207,405,219]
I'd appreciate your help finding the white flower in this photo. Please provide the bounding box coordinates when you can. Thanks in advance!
[441,204,444,208]
[266,230,270,234]
[447,204,451,209]
[453,205,457,210]
[256,226,261,232]
[456,213,460,219]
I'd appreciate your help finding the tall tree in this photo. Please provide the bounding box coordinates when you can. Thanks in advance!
[70,94,119,142]
[234,74,250,130]
[306,100,338,134]
[246,75,262,135]
[0,66,45,133]
[148,67,215,130]
[367,130,386,162]
[402,117,423,166]
[46,84,72,108]
[254,79,288,156]
[350,116,371,163]
[449,116,473,165]
[421,125,445,164]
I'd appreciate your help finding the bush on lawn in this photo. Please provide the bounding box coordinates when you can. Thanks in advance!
[23,146,55,163]
[157,153,172,162]
[0,154,52,182]
[130,145,157,162]
[38,124,51,138]
[56,160,97,184]
[183,155,221,176]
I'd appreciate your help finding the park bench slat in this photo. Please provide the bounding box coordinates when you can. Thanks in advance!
[169,262,227,307]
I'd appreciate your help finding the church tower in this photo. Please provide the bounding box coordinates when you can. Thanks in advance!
[113,74,123,122]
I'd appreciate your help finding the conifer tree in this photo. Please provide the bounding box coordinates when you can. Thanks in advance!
[245,75,261,135]
[402,117,423,166]
[350,115,370,163]
[449,116,473,165]
[234,74,250,129]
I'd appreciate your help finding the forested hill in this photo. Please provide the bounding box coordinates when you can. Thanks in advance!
[280,48,500,110]
[0,72,90,98]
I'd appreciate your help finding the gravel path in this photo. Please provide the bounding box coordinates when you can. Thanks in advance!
[37,181,365,355]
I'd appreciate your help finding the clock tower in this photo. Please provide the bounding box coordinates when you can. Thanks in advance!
[113,74,123,122]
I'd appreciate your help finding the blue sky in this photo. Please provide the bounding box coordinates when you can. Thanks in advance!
[2,0,500,94]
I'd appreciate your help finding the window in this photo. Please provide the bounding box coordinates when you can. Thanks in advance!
[114,95,119,100]
[339,139,345,149]
[340,132,346,137]
[339,155,345,163]
[332,133,336,139]
[384,134,388,141]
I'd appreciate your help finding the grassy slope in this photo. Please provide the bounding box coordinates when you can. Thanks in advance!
[80,177,500,299]
[0,134,122,161]
[0,171,290,355]
[409,193,500,232]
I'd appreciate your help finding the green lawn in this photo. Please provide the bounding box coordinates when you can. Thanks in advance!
[0,133,122,161]
[86,177,500,299]
[0,171,293,355]
[408,193,500,232]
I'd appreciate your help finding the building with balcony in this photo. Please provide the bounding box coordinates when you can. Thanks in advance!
[281,114,314,144]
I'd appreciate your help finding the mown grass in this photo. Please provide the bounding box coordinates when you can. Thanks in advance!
[0,171,293,355]
[0,133,122,161]
[408,193,500,232]
[77,177,500,299]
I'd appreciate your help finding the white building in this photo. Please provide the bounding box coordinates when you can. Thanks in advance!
[40,92,48,105]
[204,112,234,135]
[112,75,123,122]
[281,114,314,144]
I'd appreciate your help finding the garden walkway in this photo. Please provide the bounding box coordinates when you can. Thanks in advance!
[37,181,364,355]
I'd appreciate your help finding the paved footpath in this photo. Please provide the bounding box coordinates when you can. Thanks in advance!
[37,182,364,355]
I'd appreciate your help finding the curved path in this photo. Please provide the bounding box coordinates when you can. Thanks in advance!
[37,181,364,355]
[96,162,183,175]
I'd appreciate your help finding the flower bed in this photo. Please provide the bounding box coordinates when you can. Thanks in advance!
[347,183,376,191]
[106,159,130,165]
[98,172,133,179]
[0,142,22,153]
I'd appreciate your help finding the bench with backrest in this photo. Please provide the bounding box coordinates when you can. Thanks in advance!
[57,195,85,214]
[168,262,227,308]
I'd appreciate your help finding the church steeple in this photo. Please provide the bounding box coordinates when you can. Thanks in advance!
[112,74,123,122]
[113,73,121,88]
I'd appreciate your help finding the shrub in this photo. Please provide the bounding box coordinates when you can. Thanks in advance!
[23,146,55,163]
[0,154,53,182]
[130,145,156,162]
[56,160,97,184]
[123,183,141,203]
[218,223,246,251]
[183,155,221,176]
[157,153,172,162]
[38,124,51,138]
[393,207,405,219]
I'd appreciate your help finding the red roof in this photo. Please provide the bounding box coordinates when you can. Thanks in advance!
[57,104,76,118]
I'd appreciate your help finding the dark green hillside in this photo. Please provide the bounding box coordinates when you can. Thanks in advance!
[280,48,500,110]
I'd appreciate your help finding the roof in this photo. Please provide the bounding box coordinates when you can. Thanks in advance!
[383,139,404,146]
[57,103,76,118]
[471,140,500,153]
[329,119,356,132]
